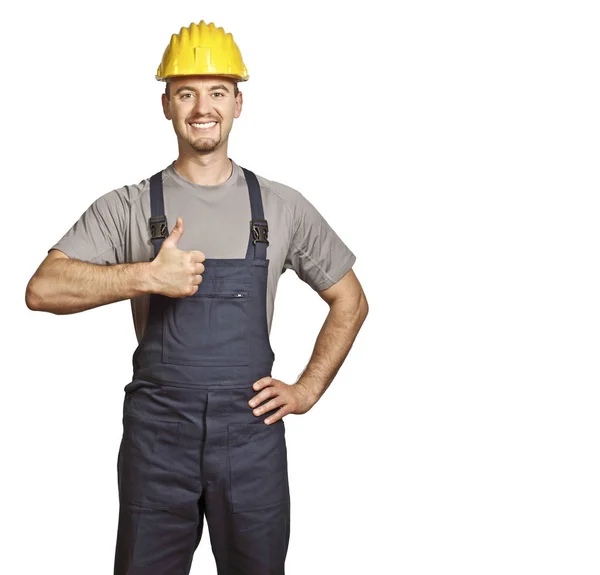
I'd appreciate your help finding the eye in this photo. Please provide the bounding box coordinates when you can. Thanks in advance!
[180,93,194,99]
[212,92,225,98]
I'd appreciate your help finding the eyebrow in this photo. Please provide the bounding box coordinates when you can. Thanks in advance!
[174,84,231,95]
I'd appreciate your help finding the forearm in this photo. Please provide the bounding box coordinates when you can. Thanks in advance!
[295,294,368,403]
[26,258,155,315]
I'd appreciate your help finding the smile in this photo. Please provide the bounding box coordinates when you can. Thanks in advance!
[190,122,217,130]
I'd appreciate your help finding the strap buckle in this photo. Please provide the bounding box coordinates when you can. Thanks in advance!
[251,219,269,245]
[149,215,168,241]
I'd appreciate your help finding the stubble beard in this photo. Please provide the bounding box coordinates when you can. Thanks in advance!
[190,137,220,153]
[178,120,222,153]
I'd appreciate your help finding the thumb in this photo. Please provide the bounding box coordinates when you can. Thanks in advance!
[162,216,184,248]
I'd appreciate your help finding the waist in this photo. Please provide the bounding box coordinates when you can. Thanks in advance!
[126,362,274,392]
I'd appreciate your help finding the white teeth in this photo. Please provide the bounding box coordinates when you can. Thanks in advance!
[191,122,216,129]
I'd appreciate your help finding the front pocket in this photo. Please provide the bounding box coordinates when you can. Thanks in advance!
[118,412,180,510]
[161,282,251,367]
[227,421,289,514]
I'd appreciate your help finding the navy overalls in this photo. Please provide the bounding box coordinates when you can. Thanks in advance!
[113,168,291,574]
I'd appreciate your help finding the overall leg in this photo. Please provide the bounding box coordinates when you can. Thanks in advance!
[203,390,291,575]
[113,412,205,574]
[205,488,290,575]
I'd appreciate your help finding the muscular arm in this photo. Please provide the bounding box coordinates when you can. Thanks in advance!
[25,249,154,315]
[294,268,369,403]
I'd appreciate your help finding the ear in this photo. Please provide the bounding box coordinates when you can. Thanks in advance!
[234,91,243,119]
[161,93,172,120]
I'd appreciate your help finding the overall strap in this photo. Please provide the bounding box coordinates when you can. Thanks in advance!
[148,167,268,261]
[148,171,168,261]
[242,167,269,261]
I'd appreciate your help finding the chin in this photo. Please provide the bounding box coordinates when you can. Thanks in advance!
[191,139,220,153]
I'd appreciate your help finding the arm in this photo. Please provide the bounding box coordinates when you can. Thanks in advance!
[26,218,206,315]
[295,268,369,404]
[249,268,369,424]
[25,249,155,315]
[247,184,365,423]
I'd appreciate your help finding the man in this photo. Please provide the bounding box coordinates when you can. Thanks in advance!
[25,20,368,575]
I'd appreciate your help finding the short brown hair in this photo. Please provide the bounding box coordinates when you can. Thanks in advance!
[165,81,239,100]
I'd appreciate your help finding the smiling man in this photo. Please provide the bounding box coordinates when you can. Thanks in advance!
[166,80,241,153]
[25,20,368,575]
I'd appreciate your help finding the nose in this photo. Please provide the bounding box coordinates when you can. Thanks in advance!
[192,93,213,118]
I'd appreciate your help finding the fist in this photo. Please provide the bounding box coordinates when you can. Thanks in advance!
[151,217,206,298]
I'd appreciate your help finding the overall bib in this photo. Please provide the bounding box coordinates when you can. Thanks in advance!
[113,168,291,574]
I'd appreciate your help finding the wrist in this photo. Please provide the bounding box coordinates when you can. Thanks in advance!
[138,261,159,295]
[295,380,319,406]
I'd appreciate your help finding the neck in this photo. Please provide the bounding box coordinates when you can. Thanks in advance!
[173,149,233,185]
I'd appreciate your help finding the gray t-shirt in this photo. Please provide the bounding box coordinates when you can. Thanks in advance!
[49,159,356,343]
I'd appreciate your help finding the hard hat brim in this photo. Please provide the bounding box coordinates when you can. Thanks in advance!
[156,73,249,82]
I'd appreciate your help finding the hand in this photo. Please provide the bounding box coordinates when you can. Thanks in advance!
[150,217,206,298]
[248,376,316,425]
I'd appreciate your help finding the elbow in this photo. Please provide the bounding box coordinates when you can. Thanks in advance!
[357,291,369,324]
[25,255,67,313]
[25,284,39,311]
[26,277,55,312]
[25,278,44,311]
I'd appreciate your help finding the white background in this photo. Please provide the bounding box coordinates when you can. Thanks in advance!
[3,0,599,573]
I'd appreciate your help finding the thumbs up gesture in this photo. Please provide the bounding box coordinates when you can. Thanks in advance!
[150,217,206,298]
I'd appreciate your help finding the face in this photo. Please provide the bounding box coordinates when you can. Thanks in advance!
[161,76,243,154]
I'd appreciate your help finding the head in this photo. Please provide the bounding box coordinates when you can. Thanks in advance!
[161,76,243,155]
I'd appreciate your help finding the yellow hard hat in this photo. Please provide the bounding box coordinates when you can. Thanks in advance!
[156,20,249,82]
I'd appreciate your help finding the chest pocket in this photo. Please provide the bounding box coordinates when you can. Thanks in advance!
[161,278,252,367]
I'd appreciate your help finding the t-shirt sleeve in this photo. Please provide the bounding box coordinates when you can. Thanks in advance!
[283,190,356,292]
[48,189,128,265]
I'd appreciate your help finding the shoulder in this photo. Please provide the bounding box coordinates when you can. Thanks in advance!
[90,171,167,220]
[252,170,314,224]
[76,176,150,222]
[100,176,150,210]
[256,172,301,207]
